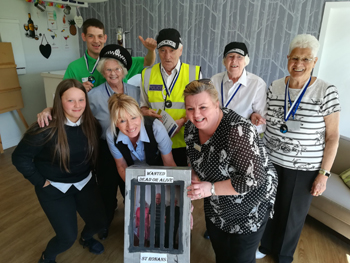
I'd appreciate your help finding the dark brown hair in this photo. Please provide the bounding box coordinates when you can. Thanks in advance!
[27,79,99,172]
[82,18,105,35]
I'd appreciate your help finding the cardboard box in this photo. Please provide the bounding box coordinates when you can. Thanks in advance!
[0,65,20,91]
[0,42,16,65]
[0,88,24,114]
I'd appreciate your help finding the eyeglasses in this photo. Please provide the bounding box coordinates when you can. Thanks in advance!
[225,54,244,61]
[105,68,123,73]
[288,56,314,63]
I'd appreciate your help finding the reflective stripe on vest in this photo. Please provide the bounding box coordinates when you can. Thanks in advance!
[142,63,200,149]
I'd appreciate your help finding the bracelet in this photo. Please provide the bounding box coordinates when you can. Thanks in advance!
[210,182,216,196]
[319,168,331,177]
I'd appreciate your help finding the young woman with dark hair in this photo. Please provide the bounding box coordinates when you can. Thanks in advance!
[12,79,106,263]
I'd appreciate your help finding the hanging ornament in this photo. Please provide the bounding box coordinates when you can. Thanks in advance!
[68,20,77,36]
[39,34,52,59]
[74,7,83,28]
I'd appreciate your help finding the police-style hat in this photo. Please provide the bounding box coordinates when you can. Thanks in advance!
[223,42,249,58]
[99,44,132,71]
[156,28,182,49]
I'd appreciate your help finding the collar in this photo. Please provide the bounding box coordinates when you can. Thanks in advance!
[85,50,98,63]
[65,117,82,127]
[224,68,247,87]
[160,60,181,77]
[105,82,125,95]
[116,120,150,145]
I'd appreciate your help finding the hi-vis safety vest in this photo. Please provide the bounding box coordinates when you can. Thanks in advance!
[142,62,201,149]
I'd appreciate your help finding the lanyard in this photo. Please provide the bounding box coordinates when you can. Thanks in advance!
[284,76,311,121]
[160,63,182,98]
[84,53,100,75]
[221,75,242,107]
[105,83,124,97]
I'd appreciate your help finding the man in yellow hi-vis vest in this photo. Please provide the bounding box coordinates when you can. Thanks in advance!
[140,28,201,166]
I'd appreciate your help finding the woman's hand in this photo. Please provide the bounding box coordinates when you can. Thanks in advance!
[187,180,211,200]
[310,174,328,196]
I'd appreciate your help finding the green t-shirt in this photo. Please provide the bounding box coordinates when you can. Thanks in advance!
[63,50,145,87]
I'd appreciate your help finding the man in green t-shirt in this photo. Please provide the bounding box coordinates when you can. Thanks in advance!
[64,18,157,92]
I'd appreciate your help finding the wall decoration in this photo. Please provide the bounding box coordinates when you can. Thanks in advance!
[47,11,57,30]
[23,13,40,40]
[74,7,83,28]
[80,0,345,87]
[63,35,70,48]
[39,34,52,58]
[68,20,77,35]
[47,28,58,47]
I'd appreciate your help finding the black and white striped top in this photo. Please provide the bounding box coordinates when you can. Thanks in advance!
[263,77,341,171]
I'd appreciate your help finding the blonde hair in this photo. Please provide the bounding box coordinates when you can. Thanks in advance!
[108,93,143,136]
[183,79,219,105]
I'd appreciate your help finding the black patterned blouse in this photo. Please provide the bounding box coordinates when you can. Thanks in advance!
[185,108,278,234]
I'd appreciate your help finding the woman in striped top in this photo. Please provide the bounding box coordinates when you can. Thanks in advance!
[253,34,341,263]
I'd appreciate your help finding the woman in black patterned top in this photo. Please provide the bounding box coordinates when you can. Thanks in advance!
[184,79,277,263]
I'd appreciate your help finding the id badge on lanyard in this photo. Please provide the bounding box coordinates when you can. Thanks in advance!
[280,77,311,133]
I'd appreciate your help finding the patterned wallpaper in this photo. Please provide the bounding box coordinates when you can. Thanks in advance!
[79,0,346,86]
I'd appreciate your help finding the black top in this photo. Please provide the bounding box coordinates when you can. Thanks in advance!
[12,125,94,187]
[185,108,278,234]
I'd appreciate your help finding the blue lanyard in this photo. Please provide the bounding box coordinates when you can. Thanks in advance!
[84,53,100,75]
[284,76,311,121]
[105,83,124,97]
[160,63,182,98]
[221,76,242,107]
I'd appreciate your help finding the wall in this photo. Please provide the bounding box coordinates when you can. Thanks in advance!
[314,2,350,139]
[0,0,80,149]
[80,0,346,84]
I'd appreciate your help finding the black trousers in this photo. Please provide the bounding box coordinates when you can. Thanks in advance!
[35,177,106,261]
[206,210,270,263]
[172,147,188,167]
[259,164,318,263]
[96,139,125,227]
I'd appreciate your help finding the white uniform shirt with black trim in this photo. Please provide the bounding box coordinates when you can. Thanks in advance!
[263,78,341,171]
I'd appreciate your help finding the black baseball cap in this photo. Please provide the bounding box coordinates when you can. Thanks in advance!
[223,42,249,58]
[156,28,182,49]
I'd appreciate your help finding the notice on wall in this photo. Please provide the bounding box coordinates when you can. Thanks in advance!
[140,253,167,263]
[47,11,57,30]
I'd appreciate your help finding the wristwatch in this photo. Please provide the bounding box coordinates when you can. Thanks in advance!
[319,168,331,177]
[210,183,216,196]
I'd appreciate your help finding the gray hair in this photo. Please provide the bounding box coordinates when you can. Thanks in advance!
[96,57,128,78]
[288,34,320,57]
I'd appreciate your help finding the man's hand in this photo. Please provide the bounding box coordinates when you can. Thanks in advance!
[83,81,94,92]
[174,117,186,135]
[37,107,53,128]
[141,107,162,119]
[138,36,157,51]
[250,112,266,126]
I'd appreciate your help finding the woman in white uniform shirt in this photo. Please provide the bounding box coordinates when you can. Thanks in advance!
[106,93,176,181]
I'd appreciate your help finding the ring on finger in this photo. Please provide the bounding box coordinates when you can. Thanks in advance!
[198,193,201,198]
